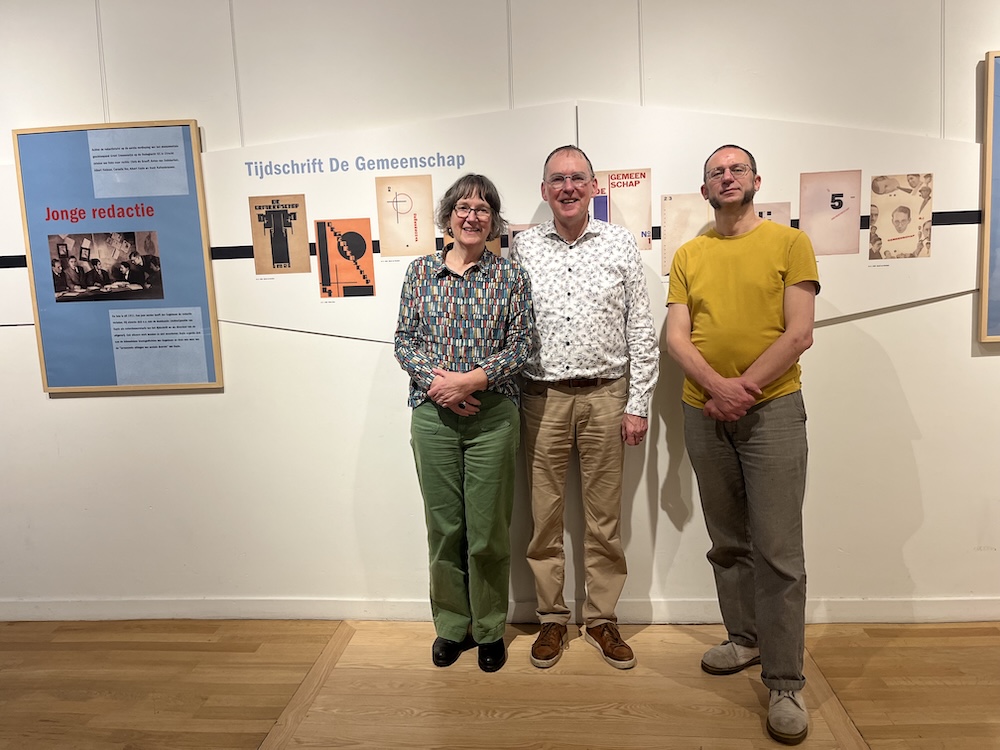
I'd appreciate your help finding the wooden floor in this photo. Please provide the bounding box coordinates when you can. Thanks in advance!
[0,620,997,749]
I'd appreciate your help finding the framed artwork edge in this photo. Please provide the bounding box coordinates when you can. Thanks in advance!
[13,119,224,393]
[11,128,49,389]
[980,52,1000,342]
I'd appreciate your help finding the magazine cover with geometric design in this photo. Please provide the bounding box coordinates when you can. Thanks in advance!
[316,218,375,298]
[375,175,435,257]
[249,194,310,275]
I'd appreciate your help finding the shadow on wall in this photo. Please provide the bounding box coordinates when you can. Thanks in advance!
[805,312,922,625]
[620,263,693,624]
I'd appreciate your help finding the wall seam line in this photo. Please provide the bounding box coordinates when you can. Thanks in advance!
[230,0,246,148]
[940,0,946,138]
[637,0,645,106]
[95,0,110,122]
[506,0,515,110]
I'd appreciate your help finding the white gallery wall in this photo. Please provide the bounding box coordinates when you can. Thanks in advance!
[0,0,998,623]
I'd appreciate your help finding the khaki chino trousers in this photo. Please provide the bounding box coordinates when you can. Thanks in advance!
[521,377,628,628]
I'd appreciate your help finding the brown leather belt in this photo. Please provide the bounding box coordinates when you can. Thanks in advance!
[535,377,612,388]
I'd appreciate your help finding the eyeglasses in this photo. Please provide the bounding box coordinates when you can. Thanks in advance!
[545,172,593,188]
[454,204,492,220]
[705,163,753,182]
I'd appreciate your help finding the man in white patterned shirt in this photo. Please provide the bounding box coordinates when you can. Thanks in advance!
[510,145,659,670]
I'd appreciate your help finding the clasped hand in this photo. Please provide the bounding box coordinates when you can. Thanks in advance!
[428,368,481,415]
[705,377,761,421]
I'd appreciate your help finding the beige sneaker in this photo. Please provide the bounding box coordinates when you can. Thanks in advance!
[584,623,636,669]
[767,689,808,745]
[530,622,568,668]
[700,640,761,675]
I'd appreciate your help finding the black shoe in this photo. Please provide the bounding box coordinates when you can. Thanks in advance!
[477,639,507,673]
[432,635,473,667]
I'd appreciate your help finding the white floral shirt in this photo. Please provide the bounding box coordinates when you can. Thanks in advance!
[510,217,659,416]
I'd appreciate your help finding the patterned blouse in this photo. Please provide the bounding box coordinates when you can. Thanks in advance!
[394,248,533,407]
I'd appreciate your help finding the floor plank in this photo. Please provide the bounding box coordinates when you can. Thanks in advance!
[1,619,998,749]
[290,622,839,749]
[259,622,355,750]
[0,619,342,750]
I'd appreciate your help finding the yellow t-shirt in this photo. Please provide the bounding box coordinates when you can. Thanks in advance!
[667,220,820,409]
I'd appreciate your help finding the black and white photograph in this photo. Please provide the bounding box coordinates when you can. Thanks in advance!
[47,231,164,302]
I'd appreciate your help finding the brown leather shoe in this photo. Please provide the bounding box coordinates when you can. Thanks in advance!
[584,623,636,669]
[530,622,568,668]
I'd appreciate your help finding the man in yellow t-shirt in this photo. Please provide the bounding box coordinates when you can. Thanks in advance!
[666,144,819,747]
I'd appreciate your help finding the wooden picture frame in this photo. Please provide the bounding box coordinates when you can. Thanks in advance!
[981,52,1000,342]
[13,119,223,392]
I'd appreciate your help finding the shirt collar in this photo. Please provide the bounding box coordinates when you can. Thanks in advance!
[542,215,602,246]
[433,244,496,277]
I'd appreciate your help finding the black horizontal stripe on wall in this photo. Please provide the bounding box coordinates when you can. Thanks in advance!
[0,210,986,268]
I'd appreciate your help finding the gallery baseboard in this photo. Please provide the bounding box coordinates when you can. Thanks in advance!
[0,596,998,623]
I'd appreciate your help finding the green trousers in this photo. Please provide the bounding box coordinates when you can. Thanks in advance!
[410,391,519,643]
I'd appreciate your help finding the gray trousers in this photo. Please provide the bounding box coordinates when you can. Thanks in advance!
[683,391,808,691]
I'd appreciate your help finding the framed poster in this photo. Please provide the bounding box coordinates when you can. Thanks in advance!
[981,51,1000,341]
[13,120,223,392]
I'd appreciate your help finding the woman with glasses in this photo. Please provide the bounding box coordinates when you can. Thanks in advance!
[394,173,533,673]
